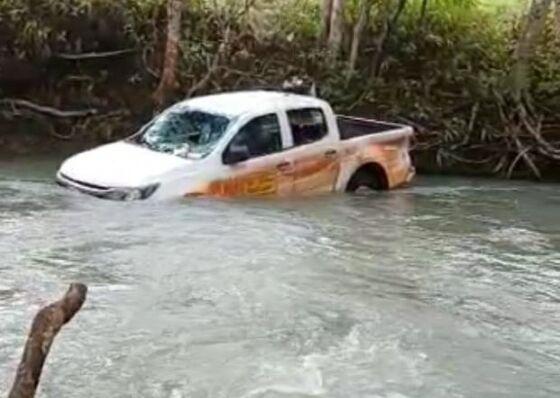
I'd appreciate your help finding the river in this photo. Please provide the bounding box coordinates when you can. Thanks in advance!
[1,157,559,398]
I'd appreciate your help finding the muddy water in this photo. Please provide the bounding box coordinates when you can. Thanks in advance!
[1,157,559,397]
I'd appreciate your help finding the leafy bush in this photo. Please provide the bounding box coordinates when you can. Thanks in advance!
[0,0,558,177]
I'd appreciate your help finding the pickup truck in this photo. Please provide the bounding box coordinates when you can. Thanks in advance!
[56,90,415,200]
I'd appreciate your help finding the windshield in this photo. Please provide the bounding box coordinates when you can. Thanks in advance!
[135,109,232,158]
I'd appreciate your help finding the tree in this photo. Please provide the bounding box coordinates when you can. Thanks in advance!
[419,0,429,27]
[372,0,408,78]
[321,0,346,57]
[555,0,560,33]
[348,0,372,75]
[321,0,334,42]
[153,0,185,108]
[512,0,553,98]
[328,0,346,55]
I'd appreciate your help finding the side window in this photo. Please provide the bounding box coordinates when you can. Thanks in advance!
[223,114,282,163]
[287,108,328,146]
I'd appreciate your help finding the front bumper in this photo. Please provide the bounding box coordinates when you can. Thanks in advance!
[56,172,158,201]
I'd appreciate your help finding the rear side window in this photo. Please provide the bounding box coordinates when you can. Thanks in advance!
[223,114,282,161]
[287,108,328,146]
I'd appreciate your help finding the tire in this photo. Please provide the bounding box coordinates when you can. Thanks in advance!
[346,168,382,192]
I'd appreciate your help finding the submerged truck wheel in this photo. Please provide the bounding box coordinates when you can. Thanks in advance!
[346,163,389,192]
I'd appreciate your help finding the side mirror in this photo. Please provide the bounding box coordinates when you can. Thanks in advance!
[223,144,250,165]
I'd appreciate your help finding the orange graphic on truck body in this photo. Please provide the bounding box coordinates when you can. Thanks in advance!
[206,171,279,197]
[357,138,411,189]
[198,138,411,198]
[293,155,341,194]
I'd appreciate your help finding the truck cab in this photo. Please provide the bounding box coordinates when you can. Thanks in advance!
[56,91,415,200]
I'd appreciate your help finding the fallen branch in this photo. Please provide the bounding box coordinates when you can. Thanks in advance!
[54,48,137,61]
[0,99,98,118]
[8,283,88,398]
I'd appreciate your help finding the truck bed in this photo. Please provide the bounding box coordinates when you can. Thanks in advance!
[337,115,405,140]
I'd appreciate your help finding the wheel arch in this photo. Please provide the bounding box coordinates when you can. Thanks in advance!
[345,162,390,191]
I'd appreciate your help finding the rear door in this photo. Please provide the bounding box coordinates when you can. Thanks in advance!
[284,108,341,195]
[205,113,295,197]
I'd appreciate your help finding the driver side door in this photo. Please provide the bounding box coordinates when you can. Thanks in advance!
[205,113,294,198]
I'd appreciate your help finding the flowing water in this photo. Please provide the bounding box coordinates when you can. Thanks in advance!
[1,157,559,398]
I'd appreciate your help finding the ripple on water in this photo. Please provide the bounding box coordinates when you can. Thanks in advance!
[1,170,560,397]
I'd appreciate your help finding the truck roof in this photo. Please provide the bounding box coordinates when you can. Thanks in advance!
[178,90,327,117]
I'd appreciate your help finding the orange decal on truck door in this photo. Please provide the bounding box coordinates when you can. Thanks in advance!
[286,108,340,195]
[293,154,340,194]
[207,170,280,197]
[205,112,294,198]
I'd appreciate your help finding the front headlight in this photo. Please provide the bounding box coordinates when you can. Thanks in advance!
[122,189,143,201]
[139,183,160,200]
[106,183,160,201]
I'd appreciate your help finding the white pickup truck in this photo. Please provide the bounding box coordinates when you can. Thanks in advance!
[56,90,415,200]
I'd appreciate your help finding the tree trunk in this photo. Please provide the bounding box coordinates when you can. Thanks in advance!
[328,0,346,57]
[8,284,88,398]
[554,0,560,33]
[372,0,408,78]
[419,0,429,27]
[153,0,184,108]
[348,0,371,76]
[513,0,553,98]
[321,0,334,43]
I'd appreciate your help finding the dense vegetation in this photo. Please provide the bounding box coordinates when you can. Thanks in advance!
[0,0,559,179]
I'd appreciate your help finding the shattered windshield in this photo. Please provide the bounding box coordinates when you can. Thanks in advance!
[135,109,232,158]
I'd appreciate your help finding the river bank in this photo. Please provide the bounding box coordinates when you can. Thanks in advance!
[2,92,559,182]
[1,0,559,181]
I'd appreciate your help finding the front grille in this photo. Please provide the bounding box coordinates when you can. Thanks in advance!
[60,173,110,190]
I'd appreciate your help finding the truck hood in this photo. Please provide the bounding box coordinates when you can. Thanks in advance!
[59,141,190,187]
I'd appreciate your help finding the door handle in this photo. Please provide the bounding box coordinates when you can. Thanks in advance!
[324,149,338,158]
[276,161,293,172]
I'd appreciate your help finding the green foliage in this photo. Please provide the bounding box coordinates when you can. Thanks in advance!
[0,0,165,58]
[248,0,321,41]
[0,0,558,177]
[530,16,560,99]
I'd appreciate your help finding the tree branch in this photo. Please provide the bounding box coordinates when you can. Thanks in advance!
[8,283,88,398]
[187,27,232,98]
[54,49,137,61]
[0,99,98,118]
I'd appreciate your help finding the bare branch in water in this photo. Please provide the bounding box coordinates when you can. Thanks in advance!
[8,284,88,398]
